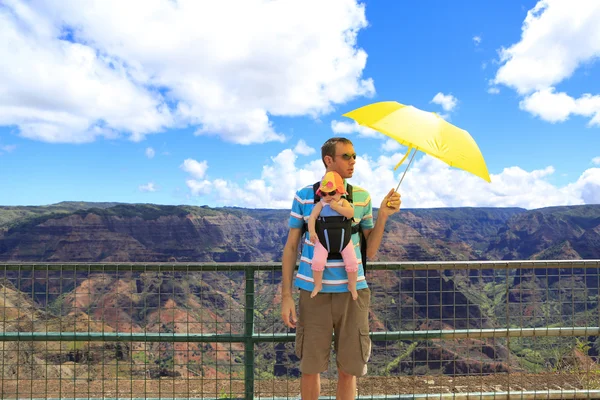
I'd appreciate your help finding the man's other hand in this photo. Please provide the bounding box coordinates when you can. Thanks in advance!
[281,295,297,329]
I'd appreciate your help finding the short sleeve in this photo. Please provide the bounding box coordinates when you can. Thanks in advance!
[288,190,305,229]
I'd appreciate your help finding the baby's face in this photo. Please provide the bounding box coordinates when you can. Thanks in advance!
[322,191,342,203]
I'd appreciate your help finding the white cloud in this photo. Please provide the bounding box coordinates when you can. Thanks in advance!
[181,158,212,196]
[473,36,482,46]
[331,120,379,137]
[0,0,374,145]
[139,182,156,192]
[186,179,212,196]
[492,0,600,125]
[519,88,574,123]
[564,168,600,204]
[593,157,600,165]
[181,159,208,180]
[381,139,402,153]
[349,157,597,209]
[431,93,458,112]
[0,144,17,153]
[293,139,315,156]
[182,147,600,209]
[519,88,600,125]
[488,87,500,95]
[145,147,155,159]
[184,147,324,208]
[0,4,172,144]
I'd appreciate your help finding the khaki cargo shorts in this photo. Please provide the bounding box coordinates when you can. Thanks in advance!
[294,288,372,377]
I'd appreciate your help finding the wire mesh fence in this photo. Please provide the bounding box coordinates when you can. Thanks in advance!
[0,261,599,399]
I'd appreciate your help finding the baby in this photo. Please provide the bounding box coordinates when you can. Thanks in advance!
[307,171,359,300]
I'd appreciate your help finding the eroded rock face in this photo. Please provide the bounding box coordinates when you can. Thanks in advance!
[0,210,289,262]
[2,203,600,263]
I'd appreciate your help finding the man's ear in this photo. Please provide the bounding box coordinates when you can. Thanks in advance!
[324,155,333,167]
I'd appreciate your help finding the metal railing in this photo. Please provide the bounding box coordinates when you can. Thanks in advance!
[0,260,599,399]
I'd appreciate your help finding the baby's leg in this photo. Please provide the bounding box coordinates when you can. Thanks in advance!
[311,241,328,298]
[341,242,359,300]
[312,270,324,298]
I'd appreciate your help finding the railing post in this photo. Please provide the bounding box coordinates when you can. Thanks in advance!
[244,265,255,400]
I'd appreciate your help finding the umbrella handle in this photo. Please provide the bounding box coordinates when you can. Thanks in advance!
[387,149,417,207]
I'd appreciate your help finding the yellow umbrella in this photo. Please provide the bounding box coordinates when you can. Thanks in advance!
[343,101,491,192]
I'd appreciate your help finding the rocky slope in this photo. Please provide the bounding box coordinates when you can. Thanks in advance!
[2,203,600,262]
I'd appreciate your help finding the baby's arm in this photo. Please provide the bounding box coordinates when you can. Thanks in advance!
[331,199,354,219]
[308,202,324,243]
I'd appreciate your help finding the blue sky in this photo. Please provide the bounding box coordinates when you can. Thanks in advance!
[1,0,599,209]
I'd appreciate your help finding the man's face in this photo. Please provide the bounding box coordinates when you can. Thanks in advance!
[329,142,356,179]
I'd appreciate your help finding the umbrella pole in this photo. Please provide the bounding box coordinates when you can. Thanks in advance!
[394,148,417,193]
[386,149,417,208]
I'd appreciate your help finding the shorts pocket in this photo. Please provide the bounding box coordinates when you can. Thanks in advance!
[356,288,371,311]
[359,327,371,363]
[295,325,304,358]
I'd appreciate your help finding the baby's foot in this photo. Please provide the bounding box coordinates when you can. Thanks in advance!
[348,285,358,300]
[311,284,322,298]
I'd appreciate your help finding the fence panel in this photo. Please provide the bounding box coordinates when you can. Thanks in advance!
[0,261,598,399]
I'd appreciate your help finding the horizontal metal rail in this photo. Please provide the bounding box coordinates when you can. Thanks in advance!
[1,259,599,271]
[2,326,599,342]
[360,391,600,400]
[20,391,600,400]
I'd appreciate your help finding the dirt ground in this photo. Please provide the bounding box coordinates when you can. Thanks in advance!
[1,373,598,398]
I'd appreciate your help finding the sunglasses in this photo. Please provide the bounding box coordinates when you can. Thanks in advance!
[321,190,337,197]
[336,153,357,160]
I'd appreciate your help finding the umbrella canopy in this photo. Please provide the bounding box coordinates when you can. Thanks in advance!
[343,101,491,186]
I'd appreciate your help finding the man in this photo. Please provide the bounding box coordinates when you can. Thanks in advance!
[280,137,401,400]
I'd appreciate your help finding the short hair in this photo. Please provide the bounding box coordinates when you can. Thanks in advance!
[321,137,353,167]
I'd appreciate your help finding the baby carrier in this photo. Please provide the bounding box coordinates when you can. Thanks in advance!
[302,181,368,270]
